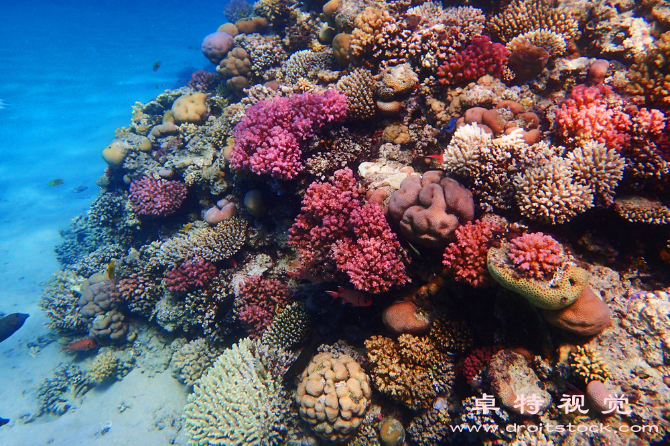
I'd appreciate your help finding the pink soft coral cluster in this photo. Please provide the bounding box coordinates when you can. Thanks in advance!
[164,259,217,292]
[556,84,632,150]
[508,232,563,279]
[436,36,509,85]
[236,275,291,338]
[442,218,503,287]
[289,168,408,294]
[229,90,348,180]
[129,177,188,216]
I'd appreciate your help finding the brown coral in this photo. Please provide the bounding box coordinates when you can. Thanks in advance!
[336,68,376,120]
[628,31,670,106]
[489,0,580,44]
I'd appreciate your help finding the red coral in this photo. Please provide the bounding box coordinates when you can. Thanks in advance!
[436,36,509,86]
[556,84,632,150]
[289,169,409,294]
[164,259,217,292]
[508,232,563,279]
[129,177,188,217]
[462,346,499,386]
[331,203,409,294]
[236,275,291,338]
[442,218,503,287]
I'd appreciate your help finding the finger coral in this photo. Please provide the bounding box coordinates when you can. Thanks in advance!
[489,0,580,44]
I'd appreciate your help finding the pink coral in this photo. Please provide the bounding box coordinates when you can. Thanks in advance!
[289,168,408,293]
[462,346,500,386]
[129,177,188,217]
[330,203,409,294]
[164,259,217,292]
[508,232,563,279]
[556,84,632,150]
[236,275,291,338]
[442,218,503,287]
[436,36,509,85]
[229,90,348,180]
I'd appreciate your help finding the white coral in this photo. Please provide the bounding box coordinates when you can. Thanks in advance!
[566,140,625,205]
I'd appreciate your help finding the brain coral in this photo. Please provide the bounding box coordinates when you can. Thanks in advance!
[296,352,371,442]
[388,171,474,249]
[184,338,290,446]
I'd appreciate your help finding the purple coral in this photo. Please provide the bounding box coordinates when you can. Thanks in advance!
[129,177,187,217]
[508,232,563,279]
[229,90,348,180]
[436,36,509,85]
[164,259,217,292]
[188,69,220,92]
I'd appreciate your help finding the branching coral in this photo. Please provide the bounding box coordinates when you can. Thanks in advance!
[488,0,580,44]
[261,302,311,349]
[289,168,408,293]
[164,259,217,292]
[236,274,291,338]
[570,345,612,383]
[565,141,625,206]
[628,31,670,106]
[129,177,188,217]
[171,338,223,386]
[508,232,564,280]
[365,334,454,410]
[229,90,348,180]
[336,68,376,120]
[442,216,504,287]
[436,36,510,86]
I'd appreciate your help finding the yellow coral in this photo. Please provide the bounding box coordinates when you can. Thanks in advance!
[487,244,588,310]
[570,345,612,383]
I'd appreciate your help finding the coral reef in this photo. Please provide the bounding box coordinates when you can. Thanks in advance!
[129,177,188,217]
[171,338,224,386]
[261,301,311,349]
[37,365,90,415]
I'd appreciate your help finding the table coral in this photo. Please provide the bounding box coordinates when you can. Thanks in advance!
[229,90,348,180]
[129,177,188,217]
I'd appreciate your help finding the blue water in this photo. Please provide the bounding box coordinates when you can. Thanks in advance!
[0,2,222,444]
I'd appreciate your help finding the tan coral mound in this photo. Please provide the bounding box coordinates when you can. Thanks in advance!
[296,352,371,442]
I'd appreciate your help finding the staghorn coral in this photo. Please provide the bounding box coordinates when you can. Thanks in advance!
[183,338,291,446]
[513,155,594,224]
[336,68,376,120]
[171,338,224,386]
[261,301,311,349]
[566,140,625,206]
[155,218,247,267]
[570,345,612,383]
[295,352,371,442]
[489,0,580,44]
[442,216,504,287]
[365,334,454,410]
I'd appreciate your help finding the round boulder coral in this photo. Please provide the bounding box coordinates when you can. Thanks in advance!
[201,31,234,65]
[296,352,371,442]
[388,171,474,249]
[541,285,611,336]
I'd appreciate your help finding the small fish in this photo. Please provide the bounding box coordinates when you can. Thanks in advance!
[325,287,373,307]
[287,267,322,282]
[71,185,88,193]
[423,154,444,163]
[0,417,8,427]
[61,338,98,353]
[0,313,29,343]
[152,61,161,72]
[181,223,192,232]
[439,117,460,138]
[47,179,64,187]
[106,260,116,280]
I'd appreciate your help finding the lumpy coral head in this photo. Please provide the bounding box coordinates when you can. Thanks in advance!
[388,172,474,249]
[508,232,563,280]
[229,90,348,180]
